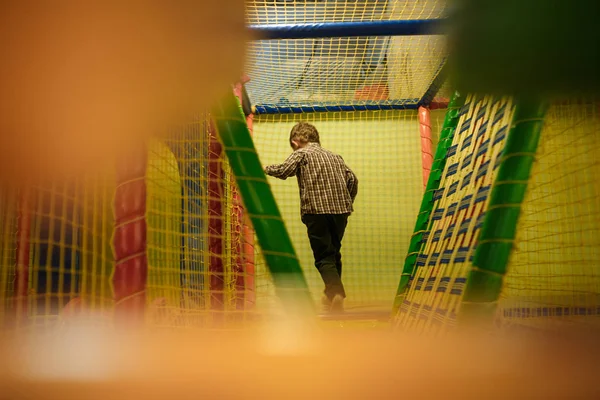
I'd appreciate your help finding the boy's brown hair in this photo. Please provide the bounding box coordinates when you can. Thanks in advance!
[289,122,320,148]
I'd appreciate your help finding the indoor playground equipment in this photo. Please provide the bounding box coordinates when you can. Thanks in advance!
[1,0,599,333]
[246,0,450,314]
[394,94,600,333]
[0,0,450,329]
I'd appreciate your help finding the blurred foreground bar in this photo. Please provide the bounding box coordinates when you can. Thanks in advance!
[448,0,600,97]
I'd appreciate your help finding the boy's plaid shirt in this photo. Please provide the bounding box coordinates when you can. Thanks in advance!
[265,143,358,215]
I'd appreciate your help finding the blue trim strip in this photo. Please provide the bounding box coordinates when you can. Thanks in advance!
[249,19,448,40]
[254,100,422,115]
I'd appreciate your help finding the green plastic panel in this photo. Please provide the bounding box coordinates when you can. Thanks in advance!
[212,92,314,316]
[392,91,465,313]
[460,98,549,324]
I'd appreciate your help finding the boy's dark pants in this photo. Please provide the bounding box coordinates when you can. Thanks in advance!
[301,213,349,300]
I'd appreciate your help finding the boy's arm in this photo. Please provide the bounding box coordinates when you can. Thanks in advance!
[264,151,304,180]
[346,167,358,202]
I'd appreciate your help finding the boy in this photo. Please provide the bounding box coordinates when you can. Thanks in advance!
[264,122,358,314]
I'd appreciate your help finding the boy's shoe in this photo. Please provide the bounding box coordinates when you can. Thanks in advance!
[321,295,332,313]
[330,294,344,314]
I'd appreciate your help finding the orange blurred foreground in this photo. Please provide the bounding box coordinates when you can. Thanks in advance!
[1,319,598,399]
[0,1,248,184]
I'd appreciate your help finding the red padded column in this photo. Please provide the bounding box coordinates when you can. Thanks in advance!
[13,188,31,325]
[113,146,148,324]
[419,106,434,190]
[208,121,225,312]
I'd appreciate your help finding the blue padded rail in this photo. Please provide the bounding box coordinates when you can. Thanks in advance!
[249,19,448,40]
